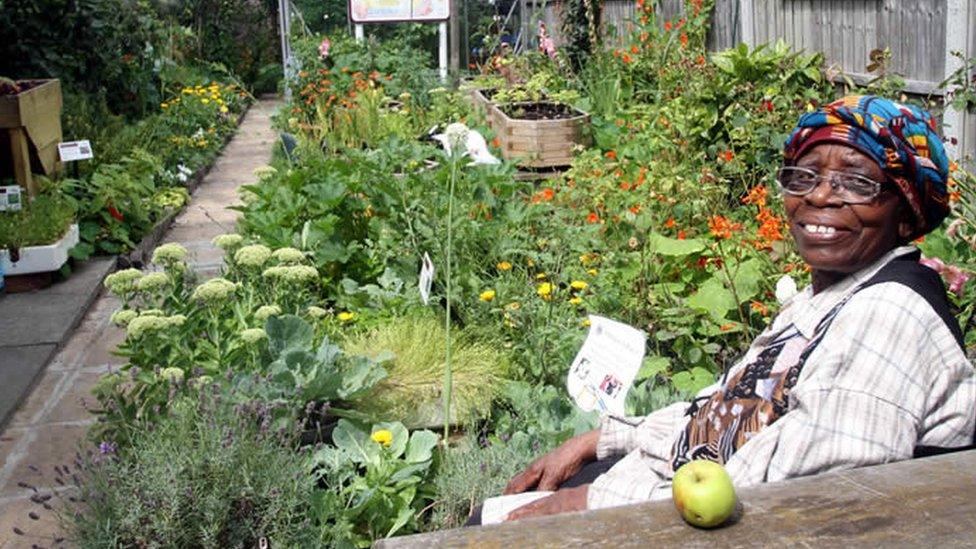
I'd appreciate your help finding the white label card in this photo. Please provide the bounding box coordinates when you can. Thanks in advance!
[0,186,23,212]
[58,140,93,162]
[566,315,647,416]
[419,252,435,305]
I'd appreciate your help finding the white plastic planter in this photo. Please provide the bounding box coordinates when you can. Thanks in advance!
[0,223,79,276]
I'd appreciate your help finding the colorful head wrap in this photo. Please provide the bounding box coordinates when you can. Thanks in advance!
[783,95,950,238]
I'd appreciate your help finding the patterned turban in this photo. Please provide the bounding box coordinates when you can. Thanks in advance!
[783,95,950,238]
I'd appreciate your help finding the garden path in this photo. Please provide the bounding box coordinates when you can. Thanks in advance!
[0,97,281,547]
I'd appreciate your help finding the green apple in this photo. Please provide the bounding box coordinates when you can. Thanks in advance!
[671,460,737,528]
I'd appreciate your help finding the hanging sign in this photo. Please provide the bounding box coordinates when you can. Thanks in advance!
[566,315,646,416]
[349,0,449,23]
[57,140,93,162]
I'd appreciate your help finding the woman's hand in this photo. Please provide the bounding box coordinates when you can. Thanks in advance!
[503,429,600,494]
[504,485,589,521]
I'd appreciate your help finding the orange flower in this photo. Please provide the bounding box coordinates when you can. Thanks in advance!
[677,230,687,240]
[679,33,688,48]
[587,212,600,224]
[696,54,706,66]
[750,301,769,316]
[755,208,785,248]
[629,204,641,214]
[664,21,673,31]
[605,150,617,160]
[913,235,926,244]
[719,322,735,332]
[640,15,649,24]
[622,53,633,64]
[742,185,768,207]
[719,150,734,162]
[630,45,639,54]
[640,32,649,42]
[949,191,962,202]
[708,215,741,239]
[664,217,676,229]
[620,181,632,191]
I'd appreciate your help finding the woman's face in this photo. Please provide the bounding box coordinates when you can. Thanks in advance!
[784,143,912,275]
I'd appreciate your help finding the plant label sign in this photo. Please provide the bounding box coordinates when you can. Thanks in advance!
[567,315,646,416]
[419,252,435,305]
[0,185,23,211]
[58,140,93,162]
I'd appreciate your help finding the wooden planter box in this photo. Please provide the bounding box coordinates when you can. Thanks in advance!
[0,79,63,196]
[493,102,590,168]
[468,88,498,129]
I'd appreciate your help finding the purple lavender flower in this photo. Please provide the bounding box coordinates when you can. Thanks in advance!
[98,441,117,455]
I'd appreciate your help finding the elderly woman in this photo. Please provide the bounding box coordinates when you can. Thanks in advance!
[477,95,976,524]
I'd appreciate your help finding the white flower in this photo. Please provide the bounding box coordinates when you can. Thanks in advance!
[211,233,244,250]
[253,165,278,179]
[110,309,138,327]
[254,305,282,321]
[166,314,187,327]
[126,315,169,338]
[234,244,272,267]
[191,278,237,303]
[152,243,188,265]
[136,272,171,292]
[443,122,470,155]
[306,306,327,319]
[240,328,267,344]
[272,247,305,264]
[775,275,798,304]
[104,269,143,295]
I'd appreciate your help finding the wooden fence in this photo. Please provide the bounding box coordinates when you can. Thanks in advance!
[523,0,976,163]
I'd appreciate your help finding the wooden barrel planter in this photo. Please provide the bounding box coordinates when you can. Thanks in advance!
[0,79,63,196]
[493,101,590,169]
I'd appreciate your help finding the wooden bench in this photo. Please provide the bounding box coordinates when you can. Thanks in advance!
[378,450,976,547]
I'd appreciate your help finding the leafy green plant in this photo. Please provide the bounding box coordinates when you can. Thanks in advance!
[0,191,76,249]
[312,420,438,547]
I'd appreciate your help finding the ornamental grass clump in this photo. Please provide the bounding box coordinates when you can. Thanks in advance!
[64,397,318,547]
[344,315,511,428]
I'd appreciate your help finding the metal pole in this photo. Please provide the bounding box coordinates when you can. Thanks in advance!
[439,22,449,82]
[278,0,292,101]
[355,24,365,41]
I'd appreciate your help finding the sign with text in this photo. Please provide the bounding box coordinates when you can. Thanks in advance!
[0,186,23,212]
[566,315,646,416]
[349,0,449,23]
[57,140,93,162]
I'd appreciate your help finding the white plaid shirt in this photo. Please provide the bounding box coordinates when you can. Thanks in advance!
[588,246,976,509]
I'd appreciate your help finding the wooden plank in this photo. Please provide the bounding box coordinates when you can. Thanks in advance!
[380,451,976,548]
[8,127,35,197]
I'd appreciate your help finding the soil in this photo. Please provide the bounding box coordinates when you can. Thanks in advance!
[0,79,43,97]
[501,101,581,121]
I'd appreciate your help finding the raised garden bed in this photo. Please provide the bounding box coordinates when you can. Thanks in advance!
[0,79,63,196]
[492,101,590,168]
[0,223,78,277]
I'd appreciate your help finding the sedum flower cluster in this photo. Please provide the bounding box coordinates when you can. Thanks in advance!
[234,244,272,268]
[159,367,185,383]
[254,305,282,321]
[240,328,268,344]
[306,306,327,319]
[271,247,305,264]
[110,309,138,327]
[152,243,188,266]
[191,278,237,303]
[104,269,143,296]
[212,233,244,251]
[136,272,171,293]
[262,265,318,284]
[126,314,186,338]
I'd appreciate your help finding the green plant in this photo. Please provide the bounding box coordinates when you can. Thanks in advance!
[312,420,438,547]
[344,314,510,429]
[65,396,318,548]
[0,191,76,250]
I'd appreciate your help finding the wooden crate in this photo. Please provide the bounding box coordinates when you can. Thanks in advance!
[0,79,63,196]
[493,101,590,169]
[467,88,499,130]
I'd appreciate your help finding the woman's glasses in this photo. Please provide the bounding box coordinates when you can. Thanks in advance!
[776,166,884,204]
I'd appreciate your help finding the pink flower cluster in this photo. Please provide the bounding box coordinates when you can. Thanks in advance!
[920,256,972,297]
[538,22,556,59]
[318,37,331,59]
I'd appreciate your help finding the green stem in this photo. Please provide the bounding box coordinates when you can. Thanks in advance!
[443,156,458,441]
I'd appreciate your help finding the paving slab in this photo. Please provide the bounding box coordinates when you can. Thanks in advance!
[0,346,58,429]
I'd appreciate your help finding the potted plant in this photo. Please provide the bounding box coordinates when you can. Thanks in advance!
[0,190,78,279]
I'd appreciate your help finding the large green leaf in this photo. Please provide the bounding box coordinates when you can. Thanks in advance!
[637,355,670,382]
[332,419,379,465]
[717,258,763,303]
[687,276,736,321]
[372,421,410,458]
[404,429,438,464]
[646,232,706,256]
[266,315,314,357]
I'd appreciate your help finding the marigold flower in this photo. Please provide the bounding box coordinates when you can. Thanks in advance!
[630,45,639,54]
[750,301,769,316]
[537,282,553,299]
[570,280,588,291]
[719,150,735,162]
[622,53,633,64]
[664,21,673,31]
[742,185,768,207]
[581,318,592,327]
[371,429,393,447]
[587,268,598,276]
[337,311,356,322]
[479,289,496,302]
[569,296,583,306]
[497,261,512,271]
[679,33,689,48]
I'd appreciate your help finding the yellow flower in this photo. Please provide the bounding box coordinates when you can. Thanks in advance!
[220,105,229,114]
[201,98,210,104]
[337,311,356,322]
[479,289,496,302]
[569,296,583,306]
[537,282,553,299]
[160,102,168,109]
[505,301,521,311]
[581,318,592,327]
[536,273,547,280]
[497,261,512,271]
[587,268,598,276]
[570,280,588,291]
[371,429,393,446]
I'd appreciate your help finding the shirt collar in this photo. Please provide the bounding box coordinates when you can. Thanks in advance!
[783,245,919,339]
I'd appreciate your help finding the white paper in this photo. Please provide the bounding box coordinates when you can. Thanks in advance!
[0,185,22,212]
[481,492,553,525]
[419,252,434,305]
[58,140,93,162]
[566,315,647,416]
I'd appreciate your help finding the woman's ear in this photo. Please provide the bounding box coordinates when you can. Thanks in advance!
[896,201,915,242]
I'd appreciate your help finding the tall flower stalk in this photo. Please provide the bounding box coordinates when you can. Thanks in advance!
[442,149,460,440]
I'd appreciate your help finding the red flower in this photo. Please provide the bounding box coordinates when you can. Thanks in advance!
[605,150,617,160]
[630,45,639,54]
[679,33,688,48]
[677,230,687,240]
[587,212,600,224]
[761,100,775,113]
[664,217,676,229]
[491,137,501,148]
[629,204,641,214]
[107,204,124,222]
[719,150,735,162]
[664,21,673,31]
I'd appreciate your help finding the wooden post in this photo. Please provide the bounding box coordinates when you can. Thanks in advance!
[942,0,966,160]
[8,127,35,197]
[739,0,755,48]
[449,0,460,82]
